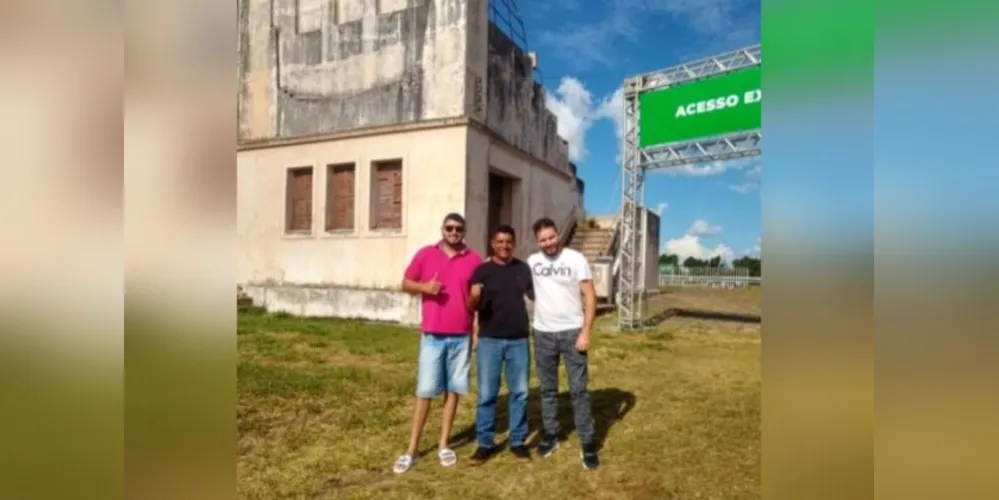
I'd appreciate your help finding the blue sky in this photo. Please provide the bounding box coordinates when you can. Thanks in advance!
[515,0,762,260]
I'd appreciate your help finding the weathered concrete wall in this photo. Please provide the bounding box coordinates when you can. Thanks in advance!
[239,0,469,140]
[482,24,570,174]
[643,208,661,291]
[237,1,586,322]
[571,162,586,219]
[239,0,573,173]
[463,0,488,124]
[464,2,571,174]
[464,126,583,260]
[241,284,421,324]
[619,204,661,292]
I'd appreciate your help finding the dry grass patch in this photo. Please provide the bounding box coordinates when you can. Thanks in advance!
[238,307,760,499]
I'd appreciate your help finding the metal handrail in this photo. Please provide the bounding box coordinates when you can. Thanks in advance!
[610,217,622,274]
[513,206,578,259]
[557,206,579,248]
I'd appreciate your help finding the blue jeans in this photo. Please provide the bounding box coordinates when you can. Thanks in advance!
[475,336,530,449]
[415,333,471,398]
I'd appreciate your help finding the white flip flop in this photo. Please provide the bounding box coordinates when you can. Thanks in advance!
[393,454,414,474]
[438,448,457,467]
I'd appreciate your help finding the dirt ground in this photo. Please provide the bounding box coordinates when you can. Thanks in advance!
[645,286,761,316]
[596,286,761,335]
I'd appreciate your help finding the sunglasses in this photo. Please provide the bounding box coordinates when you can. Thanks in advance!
[443,225,465,234]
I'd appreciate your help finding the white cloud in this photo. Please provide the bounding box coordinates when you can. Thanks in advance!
[657,156,758,178]
[596,86,624,139]
[686,219,722,237]
[668,161,732,177]
[663,218,733,263]
[660,0,754,36]
[729,182,759,194]
[545,77,593,160]
[665,234,734,263]
[655,202,668,215]
[536,3,640,70]
[729,160,762,192]
[538,0,758,71]
[653,0,760,60]
[545,77,622,161]
[740,236,762,257]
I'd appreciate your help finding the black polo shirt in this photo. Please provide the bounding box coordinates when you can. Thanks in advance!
[470,258,533,339]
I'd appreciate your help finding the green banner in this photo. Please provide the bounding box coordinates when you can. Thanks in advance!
[638,66,761,148]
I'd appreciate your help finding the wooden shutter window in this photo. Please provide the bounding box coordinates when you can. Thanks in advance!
[285,167,313,233]
[371,160,403,230]
[326,163,355,231]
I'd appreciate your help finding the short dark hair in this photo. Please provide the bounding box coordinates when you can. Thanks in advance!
[442,212,465,226]
[491,224,516,240]
[532,217,557,235]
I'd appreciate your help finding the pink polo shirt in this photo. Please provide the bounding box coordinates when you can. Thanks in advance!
[404,242,482,334]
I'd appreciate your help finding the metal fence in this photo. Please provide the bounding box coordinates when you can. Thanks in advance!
[488,0,543,84]
[659,267,761,288]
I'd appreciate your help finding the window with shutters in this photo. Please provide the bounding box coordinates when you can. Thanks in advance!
[285,166,314,234]
[370,159,403,230]
[325,163,356,231]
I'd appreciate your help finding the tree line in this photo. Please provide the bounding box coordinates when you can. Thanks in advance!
[658,253,762,277]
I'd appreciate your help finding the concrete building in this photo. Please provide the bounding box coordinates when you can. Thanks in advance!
[237,0,585,323]
[570,205,661,304]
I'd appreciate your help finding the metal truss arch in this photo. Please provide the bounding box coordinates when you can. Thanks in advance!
[616,44,762,330]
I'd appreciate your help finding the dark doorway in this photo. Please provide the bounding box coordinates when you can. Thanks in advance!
[486,173,514,253]
[487,173,506,253]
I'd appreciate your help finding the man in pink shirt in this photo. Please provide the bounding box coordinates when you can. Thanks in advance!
[392,213,482,474]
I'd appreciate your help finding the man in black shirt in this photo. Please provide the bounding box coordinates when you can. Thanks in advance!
[466,225,534,465]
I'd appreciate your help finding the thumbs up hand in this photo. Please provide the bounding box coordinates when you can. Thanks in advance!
[423,273,442,296]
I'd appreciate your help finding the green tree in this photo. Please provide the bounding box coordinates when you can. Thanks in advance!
[658,253,679,266]
[732,256,762,277]
[683,257,707,268]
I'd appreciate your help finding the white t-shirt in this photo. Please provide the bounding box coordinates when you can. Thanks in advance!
[527,248,592,331]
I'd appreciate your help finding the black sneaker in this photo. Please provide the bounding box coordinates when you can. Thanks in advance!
[468,446,493,466]
[536,435,559,458]
[581,443,600,470]
[509,445,532,462]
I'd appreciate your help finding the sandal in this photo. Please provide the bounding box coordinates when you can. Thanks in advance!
[438,448,457,468]
[392,454,414,474]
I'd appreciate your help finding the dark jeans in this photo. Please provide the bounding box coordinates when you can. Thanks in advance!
[533,328,595,445]
[475,336,530,448]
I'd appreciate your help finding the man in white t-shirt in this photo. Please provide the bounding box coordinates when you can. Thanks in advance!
[526,217,599,470]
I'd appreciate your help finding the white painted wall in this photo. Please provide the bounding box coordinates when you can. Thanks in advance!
[237,123,582,322]
[237,125,468,289]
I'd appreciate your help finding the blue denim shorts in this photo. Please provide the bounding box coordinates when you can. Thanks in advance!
[416,333,471,398]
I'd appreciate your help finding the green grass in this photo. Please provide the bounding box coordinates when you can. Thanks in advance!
[238,307,760,499]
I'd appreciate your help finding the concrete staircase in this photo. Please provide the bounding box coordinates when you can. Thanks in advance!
[569,223,616,262]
